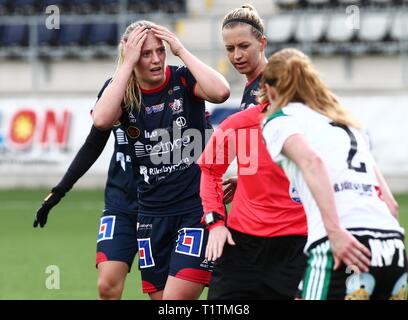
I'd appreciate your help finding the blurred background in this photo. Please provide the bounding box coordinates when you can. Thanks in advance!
[0,0,407,299]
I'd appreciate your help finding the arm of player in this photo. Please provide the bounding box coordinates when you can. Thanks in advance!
[198,125,237,261]
[282,133,371,273]
[198,126,237,219]
[93,26,148,129]
[33,125,111,228]
[151,25,230,103]
[374,164,399,219]
[222,176,238,204]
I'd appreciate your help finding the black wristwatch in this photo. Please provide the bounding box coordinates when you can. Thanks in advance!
[204,212,225,227]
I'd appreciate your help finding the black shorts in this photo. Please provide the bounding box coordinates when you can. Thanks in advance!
[299,228,408,300]
[96,210,138,271]
[208,228,307,300]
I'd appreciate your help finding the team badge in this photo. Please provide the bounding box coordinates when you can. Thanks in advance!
[175,228,203,257]
[127,126,140,138]
[97,215,116,243]
[169,98,183,114]
[138,238,155,268]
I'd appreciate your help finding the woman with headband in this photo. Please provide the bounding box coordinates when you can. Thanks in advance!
[198,5,308,300]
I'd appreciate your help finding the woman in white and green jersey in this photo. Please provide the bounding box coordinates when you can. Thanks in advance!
[261,48,407,300]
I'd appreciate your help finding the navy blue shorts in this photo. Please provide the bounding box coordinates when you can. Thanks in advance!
[137,212,212,293]
[96,210,138,272]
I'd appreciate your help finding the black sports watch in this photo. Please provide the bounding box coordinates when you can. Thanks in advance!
[204,212,225,227]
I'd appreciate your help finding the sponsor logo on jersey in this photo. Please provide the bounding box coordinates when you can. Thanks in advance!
[169,98,183,114]
[138,238,155,268]
[115,128,128,145]
[175,116,187,128]
[140,165,150,184]
[289,185,302,203]
[144,128,167,139]
[134,136,191,157]
[175,228,203,257]
[138,158,191,184]
[145,103,164,115]
[168,85,181,95]
[127,126,140,139]
[116,152,131,171]
[334,181,376,196]
[97,215,116,243]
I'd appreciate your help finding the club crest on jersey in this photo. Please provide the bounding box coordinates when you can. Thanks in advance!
[138,238,155,268]
[175,228,203,257]
[169,98,183,114]
[97,215,116,243]
[145,103,164,115]
[127,126,140,139]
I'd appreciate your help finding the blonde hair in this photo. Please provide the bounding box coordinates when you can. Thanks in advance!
[222,4,264,40]
[260,48,361,128]
[114,20,154,112]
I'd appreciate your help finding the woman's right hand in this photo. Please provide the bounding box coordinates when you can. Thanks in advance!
[329,227,371,273]
[205,226,235,262]
[122,26,148,67]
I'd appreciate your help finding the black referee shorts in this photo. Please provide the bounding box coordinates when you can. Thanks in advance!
[207,228,307,300]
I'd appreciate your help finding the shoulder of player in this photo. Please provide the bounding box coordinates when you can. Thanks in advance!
[219,107,260,131]
[263,108,290,128]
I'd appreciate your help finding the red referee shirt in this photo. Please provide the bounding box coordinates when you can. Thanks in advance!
[198,103,307,237]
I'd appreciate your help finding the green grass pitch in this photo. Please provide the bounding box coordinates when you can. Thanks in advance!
[0,189,407,299]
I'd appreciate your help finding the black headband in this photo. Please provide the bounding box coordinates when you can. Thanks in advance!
[222,18,263,34]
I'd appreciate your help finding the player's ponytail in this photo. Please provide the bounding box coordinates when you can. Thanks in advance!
[260,48,361,128]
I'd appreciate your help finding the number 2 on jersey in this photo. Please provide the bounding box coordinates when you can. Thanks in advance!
[330,122,367,173]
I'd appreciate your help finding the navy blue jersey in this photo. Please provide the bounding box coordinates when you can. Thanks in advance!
[240,74,262,110]
[121,65,208,217]
[96,79,138,215]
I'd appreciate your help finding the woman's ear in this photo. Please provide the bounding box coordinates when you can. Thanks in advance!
[260,35,267,51]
